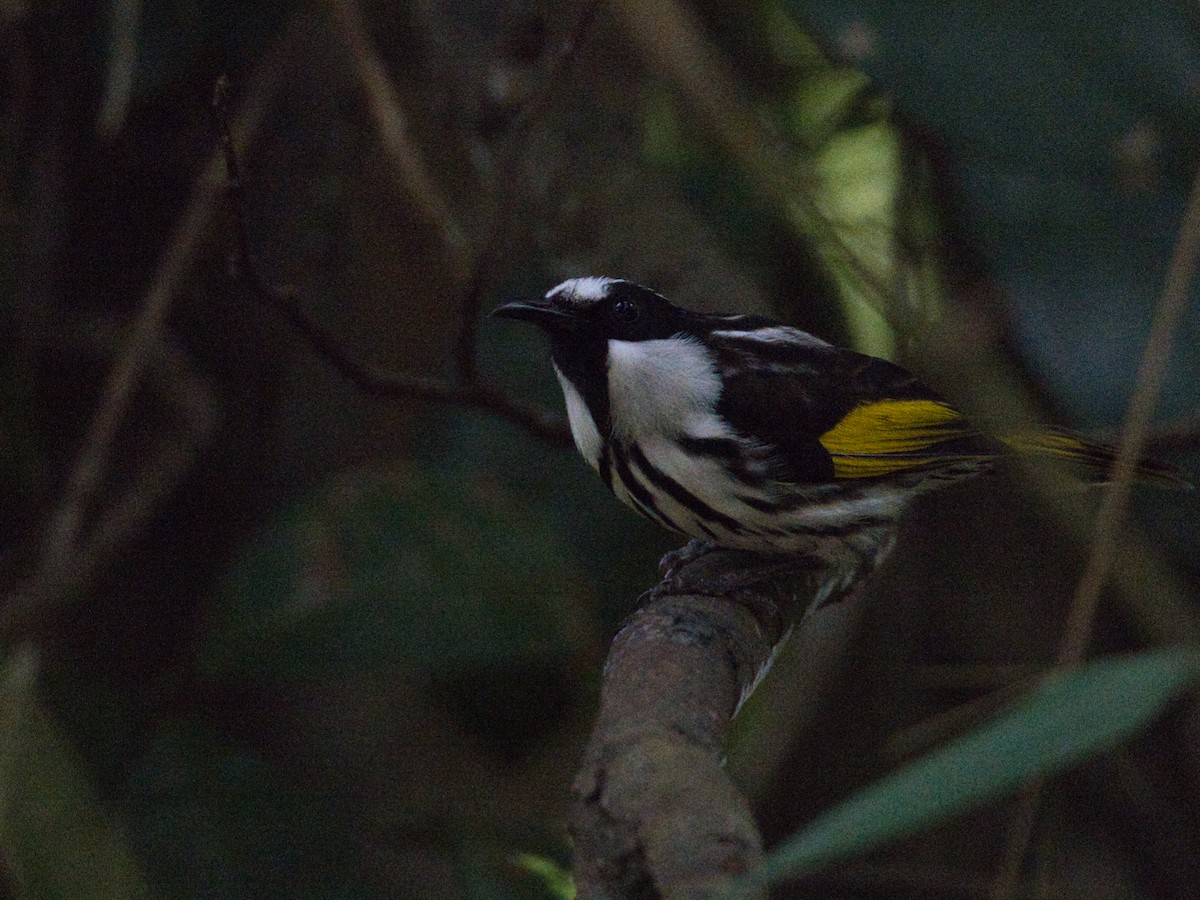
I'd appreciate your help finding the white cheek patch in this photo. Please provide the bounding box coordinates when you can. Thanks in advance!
[606,337,721,440]
[554,365,603,472]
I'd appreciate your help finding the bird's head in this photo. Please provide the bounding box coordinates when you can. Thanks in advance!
[492,277,732,442]
[491,277,687,347]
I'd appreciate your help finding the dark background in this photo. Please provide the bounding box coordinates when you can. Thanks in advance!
[2,1,1198,897]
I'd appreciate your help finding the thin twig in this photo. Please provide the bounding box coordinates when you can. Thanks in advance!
[1,333,218,642]
[256,281,568,443]
[500,0,604,153]
[1061,172,1200,664]
[35,21,295,575]
[3,14,303,646]
[990,162,1200,900]
[325,0,470,264]
[211,75,572,446]
[452,0,603,382]
[988,782,1043,900]
[883,675,1042,762]
[212,75,255,282]
[909,662,1042,693]
[96,0,142,139]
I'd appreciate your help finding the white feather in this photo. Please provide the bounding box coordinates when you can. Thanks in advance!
[554,364,603,472]
[606,337,721,442]
[710,325,828,347]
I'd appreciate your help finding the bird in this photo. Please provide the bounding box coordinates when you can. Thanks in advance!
[492,277,1191,599]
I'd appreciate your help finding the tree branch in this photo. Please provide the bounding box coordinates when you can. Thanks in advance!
[211,73,573,447]
[20,14,300,607]
[570,548,872,899]
[571,594,770,900]
[35,52,279,573]
[1,332,217,643]
[325,0,470,264]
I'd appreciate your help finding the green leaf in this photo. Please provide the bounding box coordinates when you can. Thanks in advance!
[511,853,575,900]
[200,466,593,680]
[637,0,955,358]
[742,648,1199,893]
[0,646,152,899]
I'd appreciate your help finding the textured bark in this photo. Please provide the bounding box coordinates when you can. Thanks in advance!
[570,550,816,900]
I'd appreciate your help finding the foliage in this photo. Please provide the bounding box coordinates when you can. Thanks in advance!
[201,465,593,680]
[742,648,1200,892]
[0,649,152,899]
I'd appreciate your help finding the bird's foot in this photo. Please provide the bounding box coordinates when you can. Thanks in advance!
[658,539,720,580]
[652,542,812,601]
[648,540,869,626]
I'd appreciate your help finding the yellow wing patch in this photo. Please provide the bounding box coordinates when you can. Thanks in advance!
[819,399,981,479]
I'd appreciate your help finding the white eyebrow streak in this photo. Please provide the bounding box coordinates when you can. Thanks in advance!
[546,277,617,305]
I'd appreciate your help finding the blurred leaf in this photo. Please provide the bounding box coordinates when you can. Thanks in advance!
[796,0,1200,424]
[740,648,1200,892]
[510,853,575,900]
[0,646,151,899]
[637,0,955,358]
[123,722,359,898]
[784,68,872,146]
[200,465,593,679]
[800,117,901,356]
[452,841,576,900]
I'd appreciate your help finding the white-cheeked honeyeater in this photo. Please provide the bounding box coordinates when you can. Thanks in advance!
[493,278,1191,597]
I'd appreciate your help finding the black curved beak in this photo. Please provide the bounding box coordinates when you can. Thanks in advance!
[490,300,577,334]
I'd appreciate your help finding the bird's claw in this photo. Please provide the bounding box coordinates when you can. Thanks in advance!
[658,539,720,580]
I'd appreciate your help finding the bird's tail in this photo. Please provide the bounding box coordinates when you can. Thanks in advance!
[1001,428,1193,489]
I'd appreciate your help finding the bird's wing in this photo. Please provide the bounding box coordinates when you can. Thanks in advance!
[815,395,986,478]
[709,335,991,482]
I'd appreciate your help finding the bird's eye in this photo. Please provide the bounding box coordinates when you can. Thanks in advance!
[611,298,641,324]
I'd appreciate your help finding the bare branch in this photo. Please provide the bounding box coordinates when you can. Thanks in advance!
[1061,166,1200,666]
[96,0,142,139]
[212,58,572,446]
[249,281,569,444]
[571,547,874,899]
[0,14,315,648]
[35,17,299,576]
[1,333,217,643]
[572,592,770,899]
[325,0,471,266]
